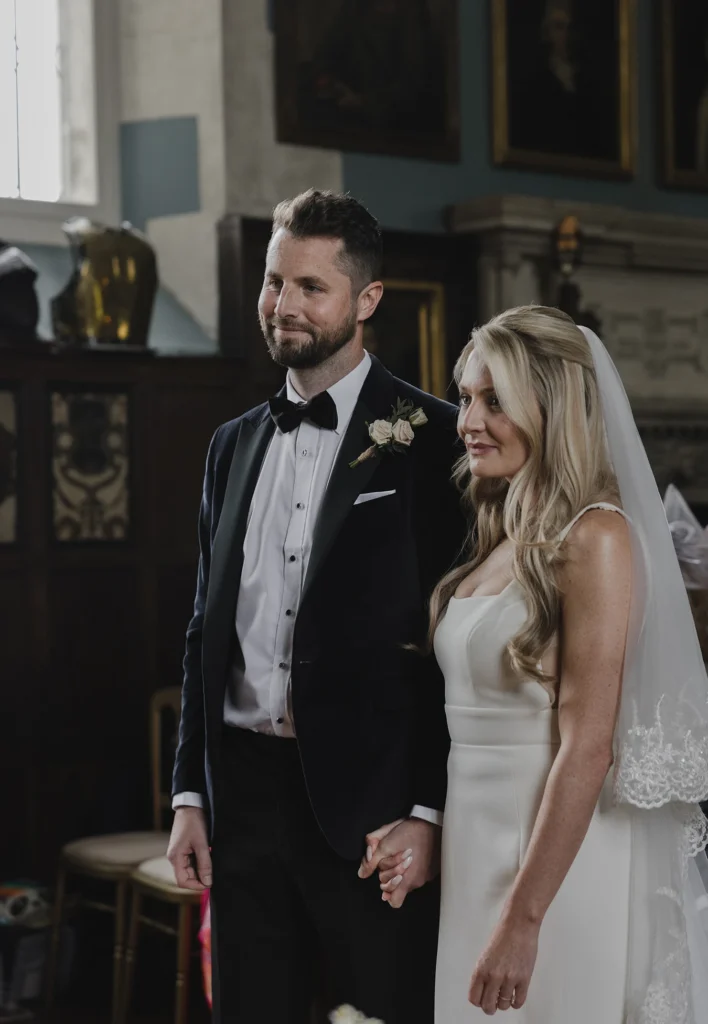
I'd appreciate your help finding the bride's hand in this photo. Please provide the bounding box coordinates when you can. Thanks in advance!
[468,915,539,1014]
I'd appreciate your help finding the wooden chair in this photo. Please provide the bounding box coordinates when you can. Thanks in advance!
[119,855,203,1024]
[119,691,204,1024]
[44,686,182,1024]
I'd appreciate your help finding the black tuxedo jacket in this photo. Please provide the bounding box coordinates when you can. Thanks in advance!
[172,355,467,859]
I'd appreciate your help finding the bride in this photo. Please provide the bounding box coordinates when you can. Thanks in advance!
[379,306,708,1021]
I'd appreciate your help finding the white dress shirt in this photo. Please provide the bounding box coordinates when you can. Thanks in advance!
[173,352,442,826]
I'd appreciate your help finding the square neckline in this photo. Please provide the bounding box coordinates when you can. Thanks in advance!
[450,578,518,603]
[449,504,626,604]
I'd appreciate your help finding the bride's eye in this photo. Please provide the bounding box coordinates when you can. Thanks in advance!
[486,393,500,410]
[458,394,471,408]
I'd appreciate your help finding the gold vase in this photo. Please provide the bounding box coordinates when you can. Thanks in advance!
[51,217,158,348]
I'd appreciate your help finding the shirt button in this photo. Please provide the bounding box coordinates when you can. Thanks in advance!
[301,449,308,457]
[289,555,296,562]
[277,717,284,725]
[285,609,293,617]
[279,661,288,670]
[296,503,304,510]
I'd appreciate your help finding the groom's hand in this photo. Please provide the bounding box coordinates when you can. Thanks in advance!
[358,818,441,909]
[167,806,212,890]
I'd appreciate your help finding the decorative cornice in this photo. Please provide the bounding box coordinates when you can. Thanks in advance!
[447,195,708,274]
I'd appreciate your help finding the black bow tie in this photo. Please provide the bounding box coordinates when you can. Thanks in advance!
[268,390,338,434]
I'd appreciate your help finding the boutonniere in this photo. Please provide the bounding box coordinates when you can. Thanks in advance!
[349,397,428,469]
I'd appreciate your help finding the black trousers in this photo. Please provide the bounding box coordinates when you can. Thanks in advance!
[210,727,440,1024]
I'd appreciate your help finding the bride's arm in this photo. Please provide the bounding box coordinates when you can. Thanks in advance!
[469,508,631,1014]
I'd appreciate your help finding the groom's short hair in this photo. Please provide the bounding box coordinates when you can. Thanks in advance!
[271,189,383,294]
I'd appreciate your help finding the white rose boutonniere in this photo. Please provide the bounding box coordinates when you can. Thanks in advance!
[369,419,394,445]
[391,418,415,446]
[350,397,428,468]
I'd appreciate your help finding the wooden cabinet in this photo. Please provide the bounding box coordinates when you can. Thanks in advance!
[0,343,264,880]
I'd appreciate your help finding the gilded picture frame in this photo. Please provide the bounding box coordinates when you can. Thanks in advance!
[491,0,637,179]
[659,0,708,191]
[363,280,448,399]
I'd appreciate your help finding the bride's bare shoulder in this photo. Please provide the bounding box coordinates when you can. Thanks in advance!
[560,509,631,593]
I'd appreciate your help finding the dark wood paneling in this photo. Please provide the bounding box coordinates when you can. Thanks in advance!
[0,346,260,879]
[151,383,247,555]
[156,564,199,690]
[0,571,35,871]
[44,567,144,735]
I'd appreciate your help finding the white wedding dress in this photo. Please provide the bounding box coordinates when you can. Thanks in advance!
[434,503,633,1023]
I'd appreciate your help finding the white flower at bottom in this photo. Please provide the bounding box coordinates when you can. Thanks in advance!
[392,418,415,445]
[329,1006,385,1024]
[369,419,394,445]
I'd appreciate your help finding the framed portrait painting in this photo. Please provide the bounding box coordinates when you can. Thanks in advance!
[274,0,460,162]
[491,0,636,178]
[660,0,708,190]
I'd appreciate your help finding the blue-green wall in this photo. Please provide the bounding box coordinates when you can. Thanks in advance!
[342,1,708,232]
[120,117,200,231]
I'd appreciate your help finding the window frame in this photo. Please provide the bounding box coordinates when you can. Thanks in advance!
[0,0,120,245]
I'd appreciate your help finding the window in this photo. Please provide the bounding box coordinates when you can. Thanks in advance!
[0,0,119,243]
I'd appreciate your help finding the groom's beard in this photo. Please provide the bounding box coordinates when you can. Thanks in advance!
[261,308,359,370]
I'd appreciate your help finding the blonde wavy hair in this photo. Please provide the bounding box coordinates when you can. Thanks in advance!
[429,305,619,687]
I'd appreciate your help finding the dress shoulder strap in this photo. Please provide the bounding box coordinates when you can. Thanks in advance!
[558,502,627,543]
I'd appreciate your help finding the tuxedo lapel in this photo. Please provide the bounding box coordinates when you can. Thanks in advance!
[204,407,275,655]
[302,357,398,604]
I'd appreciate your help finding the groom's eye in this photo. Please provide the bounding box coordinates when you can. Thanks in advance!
[458,394,470,407]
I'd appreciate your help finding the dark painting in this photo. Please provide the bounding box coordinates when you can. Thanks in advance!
[661,0,708,190]
[492,0,636,177]
[274,0,460,162]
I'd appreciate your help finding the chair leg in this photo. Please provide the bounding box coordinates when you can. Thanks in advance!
[44,862,67,1010]
[119,888,142,1024]
[174,901,193,1024]
[111,880,128,1024]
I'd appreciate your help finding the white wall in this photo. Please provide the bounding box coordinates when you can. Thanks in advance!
[119,0,226,338]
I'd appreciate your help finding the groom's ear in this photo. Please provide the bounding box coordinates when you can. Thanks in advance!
[357,280,384,323]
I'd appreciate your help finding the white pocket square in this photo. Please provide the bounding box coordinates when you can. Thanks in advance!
[353,489,396,506]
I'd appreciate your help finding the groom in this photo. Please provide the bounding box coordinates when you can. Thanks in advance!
[167,189,465,1023]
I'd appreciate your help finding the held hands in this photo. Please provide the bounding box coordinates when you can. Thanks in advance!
[468,913,540,1014]
[166,806,213,891]
[357,817,441,909]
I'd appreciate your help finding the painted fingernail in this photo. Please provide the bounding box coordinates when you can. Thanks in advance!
[402,855,413,870]
[357,865,364,878]
[391,874,403,887]
[366,846,373,862]
[403,848,413,858]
